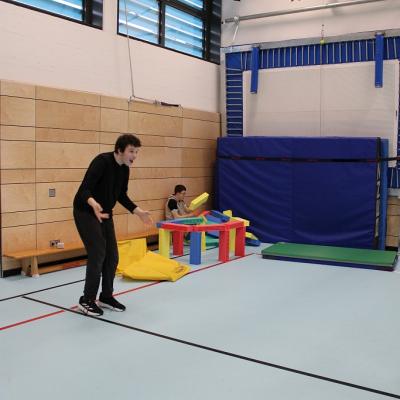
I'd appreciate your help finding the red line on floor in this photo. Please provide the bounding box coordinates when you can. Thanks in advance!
[114,281,162,297]
[0,310,65,331]
[0,253,255,331]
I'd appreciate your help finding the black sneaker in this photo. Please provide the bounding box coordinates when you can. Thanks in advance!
[98,294,126,312]
[78,296,103,316]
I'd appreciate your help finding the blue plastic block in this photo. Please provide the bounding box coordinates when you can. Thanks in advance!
[190,232,202,265]
[210,210,230,222]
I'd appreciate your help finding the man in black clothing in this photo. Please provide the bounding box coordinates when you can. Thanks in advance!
[73,134,152,316]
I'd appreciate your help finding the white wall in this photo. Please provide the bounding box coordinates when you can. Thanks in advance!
[0,0,219,112]
[222,0,400,47]
[242,61,399,158]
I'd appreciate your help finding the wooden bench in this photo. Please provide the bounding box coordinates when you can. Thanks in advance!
[3,228,159,277]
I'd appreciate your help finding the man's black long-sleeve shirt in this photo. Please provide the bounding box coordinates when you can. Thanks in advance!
[73,152,137,216]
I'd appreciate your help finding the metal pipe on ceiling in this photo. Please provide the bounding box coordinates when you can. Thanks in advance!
[224,0,389,24]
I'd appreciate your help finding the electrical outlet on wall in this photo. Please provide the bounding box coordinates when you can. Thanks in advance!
[49,188,56,197]
[50,240,60,248]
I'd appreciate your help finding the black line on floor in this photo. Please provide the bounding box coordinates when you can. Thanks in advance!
[0,248,204,303]
[0,279,85,302]
[22,295,400,399]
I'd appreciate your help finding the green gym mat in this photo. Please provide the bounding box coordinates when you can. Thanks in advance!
[262,242,397,271]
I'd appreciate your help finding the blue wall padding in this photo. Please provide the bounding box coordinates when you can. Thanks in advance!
[375,34,384,88]
[378,140,388,249]
[215,136,379,248]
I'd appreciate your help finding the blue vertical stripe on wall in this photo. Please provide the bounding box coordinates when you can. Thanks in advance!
[375,34,384,88]
[250,47,260,94]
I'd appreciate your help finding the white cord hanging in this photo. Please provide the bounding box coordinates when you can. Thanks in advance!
[229,16,240,50]
[122,0,181,107]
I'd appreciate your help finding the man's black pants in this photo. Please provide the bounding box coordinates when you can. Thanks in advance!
[73,209,118,300]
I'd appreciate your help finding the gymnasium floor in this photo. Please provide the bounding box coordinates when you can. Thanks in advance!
[1,245,400,400]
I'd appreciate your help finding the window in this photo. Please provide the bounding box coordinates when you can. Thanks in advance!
[118,0,221,63]
[165,5,203,57]
[118,0,159,44]
[4,0,103,28]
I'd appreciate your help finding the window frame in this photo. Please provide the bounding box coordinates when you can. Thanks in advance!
[0,0,103,29]
[117,0,219,64]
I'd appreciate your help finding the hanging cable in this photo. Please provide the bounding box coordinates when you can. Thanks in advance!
[229,16,240,49]
[122,0,181,107]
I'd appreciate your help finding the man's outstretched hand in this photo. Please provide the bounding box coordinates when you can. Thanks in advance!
[134,207,153,226]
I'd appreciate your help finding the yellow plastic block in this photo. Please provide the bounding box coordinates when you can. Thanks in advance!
[223,211,243,252]
[158,228,171,258]
[189,192,209,211]
[229,228,236,252]
[232,217,250,227]
[245,232,258,240]
[201,231,206,251]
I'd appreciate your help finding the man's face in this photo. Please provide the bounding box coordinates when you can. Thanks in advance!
[176,190,186,201]
[119,145,139,167]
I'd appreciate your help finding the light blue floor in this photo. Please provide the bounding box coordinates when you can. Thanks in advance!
[1,245,400,399]
[0,310,392,400]
[0,266,85,300]
[0,297,60,328]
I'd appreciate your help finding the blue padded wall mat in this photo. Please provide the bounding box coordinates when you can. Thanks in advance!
[215,136,379,248]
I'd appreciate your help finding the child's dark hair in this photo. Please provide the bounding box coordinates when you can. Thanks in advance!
[114,134,141,153]
[174,184,187,194]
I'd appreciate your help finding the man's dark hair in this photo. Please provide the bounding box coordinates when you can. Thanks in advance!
[174,184,187,194]
[114,134,141,153]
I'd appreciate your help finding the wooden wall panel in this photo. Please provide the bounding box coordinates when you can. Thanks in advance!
[100,96,128,110]
[182,108,220,123]
[36,86,100,106]
[37,208,73,224]
[1,169,35,184]
[36,128,99,143]
[0,79,220,272]
[1,183,35,213]
[36,220,81,249]
[182,118,220,139]
[134,147,182,168]
[100,108,128,133]
[386,196,400,248]
[128,178,176,202]
[2,211,36,227]
[129,101,182,117]
[131,167,181,180]
[36,100,100,130]
[1,81,35,98]
[36,182,79,210]
[182,148,215,168]
[113,214,128,238]
[1,140,35,169]
[129,112,182,137]
[36,142,99,169]
[36,169,86,183]
[1,126,35,141]
[2,225,36,253]
[1,97,35,126]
